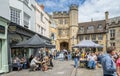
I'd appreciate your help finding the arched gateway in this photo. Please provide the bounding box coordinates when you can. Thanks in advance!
[60,42,69,51]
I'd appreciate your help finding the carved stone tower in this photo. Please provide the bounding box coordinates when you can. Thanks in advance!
[69,4,78,50]
[52,4,78,51]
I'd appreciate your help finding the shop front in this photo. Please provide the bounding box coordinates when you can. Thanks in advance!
[0,17,9,73]
[8,22,51,71]
[8,22,34,71]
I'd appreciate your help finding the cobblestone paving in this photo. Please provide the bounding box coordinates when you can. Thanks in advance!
[1,60,74,76]
[1,60,103,76]
[76,68,103,76]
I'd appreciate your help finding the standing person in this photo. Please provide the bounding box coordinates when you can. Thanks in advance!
[29,55,34,63]
[53,51,56,60]
[67,52,71,60]
[74,50,80,68]
[116,52,120,76]
[101,47,116,76]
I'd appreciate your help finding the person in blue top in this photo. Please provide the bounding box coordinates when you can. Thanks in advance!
[101,47,116,76]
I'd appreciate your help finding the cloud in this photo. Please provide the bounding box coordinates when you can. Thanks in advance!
[37,0,120,22]
[37,0,85,12]
[78,0,120,22]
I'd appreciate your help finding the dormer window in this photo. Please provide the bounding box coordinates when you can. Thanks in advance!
[87,25,94,30]
[80,26,84,31]
[98,24,103,30]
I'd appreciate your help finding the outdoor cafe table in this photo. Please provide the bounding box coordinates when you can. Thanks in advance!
[79,58,87,68]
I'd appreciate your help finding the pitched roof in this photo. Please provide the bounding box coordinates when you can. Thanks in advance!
[78,20,106,35]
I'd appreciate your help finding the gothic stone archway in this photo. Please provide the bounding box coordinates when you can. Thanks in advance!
[60,42,69,51]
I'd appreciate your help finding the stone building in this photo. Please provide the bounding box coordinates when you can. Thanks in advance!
[77,20,106,52]
[52,4,78,51]
[49,15,57,45]
[34,4,50,38]
[0,0,51,73]
[106,15,120,51]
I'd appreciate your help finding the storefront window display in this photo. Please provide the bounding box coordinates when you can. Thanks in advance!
[11,48,29,59]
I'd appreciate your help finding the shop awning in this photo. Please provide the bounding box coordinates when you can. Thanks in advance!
[12,34,55,48]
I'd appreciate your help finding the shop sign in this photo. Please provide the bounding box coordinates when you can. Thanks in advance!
[0,25,5,34]
[8,25,16,32]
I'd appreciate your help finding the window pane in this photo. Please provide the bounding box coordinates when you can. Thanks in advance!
[98,34,103,40]
[10,8,20,25]
[59,19,63,24]
[92,35,96,40]
[110,29,115,38]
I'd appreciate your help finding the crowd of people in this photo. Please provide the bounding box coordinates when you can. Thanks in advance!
[73,47,120,76]
[12,48,54,71]
[12,47,120,76]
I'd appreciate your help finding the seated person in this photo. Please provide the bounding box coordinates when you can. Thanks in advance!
[21,57,27,69]
[30,56,41,71]
[87,53,97,69]
[41,56,48,71]
[13,57,23,70]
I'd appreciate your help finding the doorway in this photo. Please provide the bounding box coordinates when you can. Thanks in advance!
[60,42,69,51]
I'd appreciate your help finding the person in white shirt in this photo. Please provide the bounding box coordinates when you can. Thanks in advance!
[30,56,40,71]
[87,53,97,69]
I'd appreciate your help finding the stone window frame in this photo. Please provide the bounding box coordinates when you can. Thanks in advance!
[37,24,41,33]
[79,26,84,31]
[79,35,84,41]
[59,19,63,24]
[64,19,67,24]
[109,29,115,39]
[110,42,115,47]
[97,24,103,30]
[87,25,94,30]
[98,34,103,40]
[10,7,21,25]
[91,34,96,40]
[85,35,90,40]
[58,29,62,36]
[24,12,30,28]
[40,12,44,22]
[41,27,44,35]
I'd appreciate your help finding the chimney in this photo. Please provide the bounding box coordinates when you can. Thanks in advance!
[40,4,44,10]
[105,11,109,22]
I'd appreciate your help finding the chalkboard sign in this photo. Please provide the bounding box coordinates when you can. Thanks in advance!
[0,25,5,34]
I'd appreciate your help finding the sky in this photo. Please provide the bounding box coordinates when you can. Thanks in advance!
[37,0,120,22]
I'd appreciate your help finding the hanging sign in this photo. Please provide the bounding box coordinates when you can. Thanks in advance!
[8,25,16,33]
